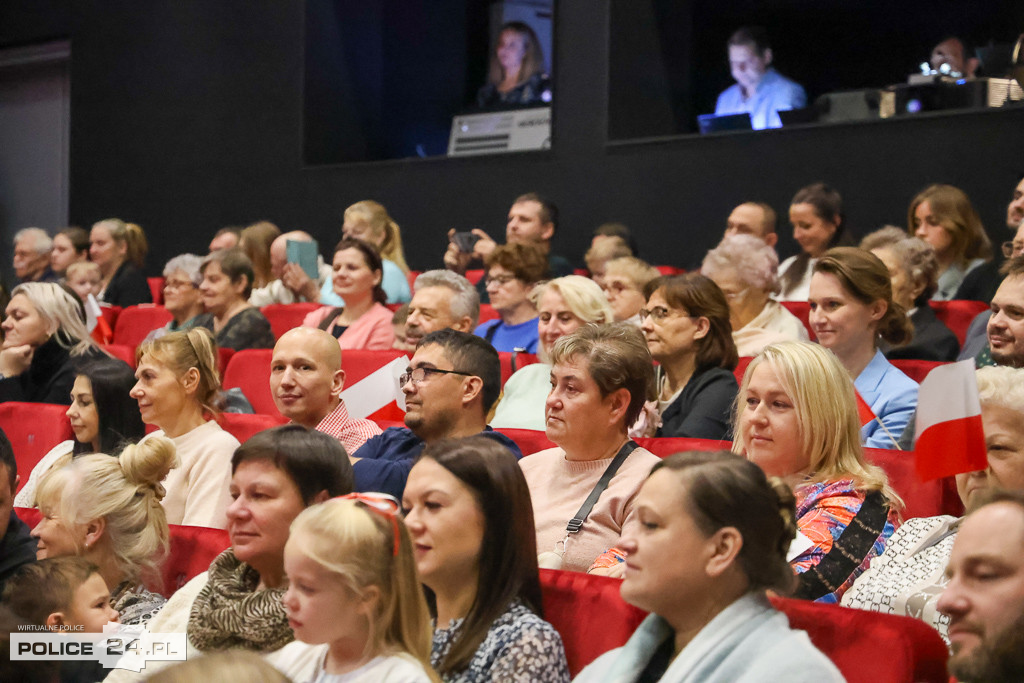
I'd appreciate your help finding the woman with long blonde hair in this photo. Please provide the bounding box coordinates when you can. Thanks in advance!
[321,201,412,305]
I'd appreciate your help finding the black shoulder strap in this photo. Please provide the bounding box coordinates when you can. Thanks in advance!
[566,440,639,535]
[484,321,501,343]
[317,307,345,331]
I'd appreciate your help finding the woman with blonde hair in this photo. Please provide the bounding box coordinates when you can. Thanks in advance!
[270,495,436,681]
[131,328,239,528]
[491,275,613,430]
[239,221,281,290]
[90,218,152,306]
[0,282,106,404]
[733,341,902,603]
[907,184,992,300]
[320,200,411,305]
[601,256,660,325]
[476,21,551,109]
[809,247,918,448]
[31,436,178,625]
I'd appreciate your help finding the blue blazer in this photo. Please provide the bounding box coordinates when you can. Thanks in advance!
[855,350,918,449]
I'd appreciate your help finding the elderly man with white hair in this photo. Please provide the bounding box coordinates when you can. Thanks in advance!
[701,233,808,356]
[249,230,332,306]
[13,228,58,284]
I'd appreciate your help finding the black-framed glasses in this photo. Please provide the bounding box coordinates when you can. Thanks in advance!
[485,274,518,287]
[638,306,698,323]
[1002,241,1024,258]
[399,367,474,386]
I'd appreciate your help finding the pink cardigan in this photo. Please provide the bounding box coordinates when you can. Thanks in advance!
[302,302,396,350]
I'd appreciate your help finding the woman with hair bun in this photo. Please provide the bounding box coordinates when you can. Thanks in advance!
[90,218,152,307]
[778,183,849,301]
[31,436,178,625]
[809,247,918,448]
[574,451,844,683]
[131,328,239,528]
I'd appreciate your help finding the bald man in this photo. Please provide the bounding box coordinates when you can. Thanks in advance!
[270,327,381,454]
[722,202,777,248]
[249,230,332,306]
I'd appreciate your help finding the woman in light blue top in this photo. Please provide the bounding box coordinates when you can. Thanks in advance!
[321,200,411,305]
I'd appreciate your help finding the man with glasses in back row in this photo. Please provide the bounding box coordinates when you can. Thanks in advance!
[349,329,522,498]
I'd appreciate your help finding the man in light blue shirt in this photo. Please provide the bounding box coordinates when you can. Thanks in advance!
[714,26,806,131]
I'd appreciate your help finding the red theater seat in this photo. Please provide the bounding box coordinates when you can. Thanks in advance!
[929,300,988,346]
[890,359,946,383]
[0,403,75,492]
[159,524,231,597]
[222,349,279,416]
[260,303,321,340]
[864,447,962,519]
[635,437,733,457]
[497,428,555,455]
[780,301,814,338]
[147,277,165,305]
[102,343,136,368]
[734,355,753,384]
[14,507,41,528]
[498,351,541,385]
[465,269,484,285]
[217,412,287,443]
[112,305,172,348]
[654,265,685,275]
[478,304,499,323]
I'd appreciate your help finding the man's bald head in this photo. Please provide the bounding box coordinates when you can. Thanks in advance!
[270,231,316,279]
[723,202,777,247]
[270,327,345,427]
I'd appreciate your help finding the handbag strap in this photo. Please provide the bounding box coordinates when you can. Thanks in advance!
[566,440,639,535]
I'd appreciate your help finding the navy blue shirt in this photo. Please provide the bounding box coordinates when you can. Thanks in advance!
[351,426,523,498]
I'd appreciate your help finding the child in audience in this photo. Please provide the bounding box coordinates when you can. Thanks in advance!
[65,261,103,302]
[270,494,437,682]
[2,556,120,632]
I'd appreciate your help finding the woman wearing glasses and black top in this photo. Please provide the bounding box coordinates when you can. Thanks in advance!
[636,274,738,440]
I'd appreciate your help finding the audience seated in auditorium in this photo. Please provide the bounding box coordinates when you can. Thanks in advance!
[474,243,547,353]
[444,192,574,303]
[145,254,205,342]
[954,174,1024,302]
[249,231,331,307]
[637,274,738,440]
[0,428,35,593]
[194,248,275,351]
[810,248,918,448]
[959,224,1024,360]
[403,436,569,682]
[844,365,1024,641]
[575,452,844,683]
[320,200,412,306]
[50,227,90,279]
[405,270,479,348]
[131,329,238,528]
[722,201,778,247]
[521,323,660,574]
[861,227,959,362]
[584,237,632,288]
[64,261,102,304]
[476,21,552,110]
[591,221,639,257]
[91,218,152,307]
[935,490,1024,683]
[0,282,106,405]
[601,257,660,325]
[31,437,176,624]
[351,329,520,498]
[270,327,381,455]
[102,426,354,683]
[13,227,58,284]
[239,221,281,292]
[714,26,807,131]
[302,238,395,350]
[16,357,145,507]
[702,234,808,356]
[778,183,850,301]
[975,255,1024,369]
[733,342,901,603]
[492,275,613,431]
[269,495,434,681]
[908,184,993,301]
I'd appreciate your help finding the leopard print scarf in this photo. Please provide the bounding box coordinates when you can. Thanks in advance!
[187,548,293,652]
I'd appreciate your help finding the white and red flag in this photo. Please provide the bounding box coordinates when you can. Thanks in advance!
[912,360,986,481]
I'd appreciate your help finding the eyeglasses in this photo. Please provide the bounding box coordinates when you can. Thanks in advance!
[399,366,474,386]
[163,279,197,290]
[485,274,518,287]
[1002,241,1024,258]
[638,307,698,323]
[335,492,401,556]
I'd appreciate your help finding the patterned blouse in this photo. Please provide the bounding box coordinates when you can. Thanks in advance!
[431,598,569,683]
[195,307,275,351]
[791,479,900,604]
[111,580,167,626]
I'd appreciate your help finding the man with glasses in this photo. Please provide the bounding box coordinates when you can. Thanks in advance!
[960,223,1024,360]
[955,174,1024,302]
[350,329,522,497]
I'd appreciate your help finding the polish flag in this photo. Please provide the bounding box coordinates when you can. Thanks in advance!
[912,360,986,481]
[855,390,876,427]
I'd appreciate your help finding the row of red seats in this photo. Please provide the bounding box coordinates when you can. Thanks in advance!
[6,507,949,681]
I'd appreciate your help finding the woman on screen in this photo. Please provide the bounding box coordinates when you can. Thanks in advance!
[477,21,551,109]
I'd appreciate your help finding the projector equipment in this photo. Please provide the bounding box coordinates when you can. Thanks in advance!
[447,107,551,157]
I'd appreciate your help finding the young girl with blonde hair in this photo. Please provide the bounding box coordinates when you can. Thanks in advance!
[271,494,437,682]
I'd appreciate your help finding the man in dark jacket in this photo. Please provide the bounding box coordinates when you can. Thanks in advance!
[0,428,37,593]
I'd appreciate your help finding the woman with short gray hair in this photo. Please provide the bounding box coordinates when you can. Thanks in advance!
[144,254,206,342]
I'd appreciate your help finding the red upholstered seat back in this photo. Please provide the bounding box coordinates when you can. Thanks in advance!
[340,348,407,384]
[159,524,231,597]
[14,506,41,528]
[0,403,75,492]
[864,447,963,518]
[222,349,279,416]
[147,277,164,305]
[734,355,753,385]
[498,351,541,386]
[780,300,814,338]
[102,343,137,368]
[496,428,556,455]
[929,300,989,346]
[216,412,288,443]
[635,437,733,457]
[112,305,172,348]
[260,303,321,340]
[890,359,946,383]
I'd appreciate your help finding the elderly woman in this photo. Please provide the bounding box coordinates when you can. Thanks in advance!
[32,437,177,624]
[861,227,959,361]
[194,248,274,351]
[474,243,548,353]
[907,184,993,300]
[15,357,145,507]
[778,183,849,301]
[145,254,205,342]
[734,341,901,603]
[491,275,614,430]
[702,233,809,356]
[90,218,152,307]
[601,257,660,325]
[575,452,844,683]
[638,274,738,440]
[843,365,1024,640]
[320,200,411,305]
[101,425,355,683]
[0,282,106,404]
[520,323,661,573]
[476,21,551,109]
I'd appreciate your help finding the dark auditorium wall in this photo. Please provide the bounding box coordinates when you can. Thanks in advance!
[3,0,1024,274]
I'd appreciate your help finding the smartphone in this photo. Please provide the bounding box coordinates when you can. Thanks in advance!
[452,231,481,253]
